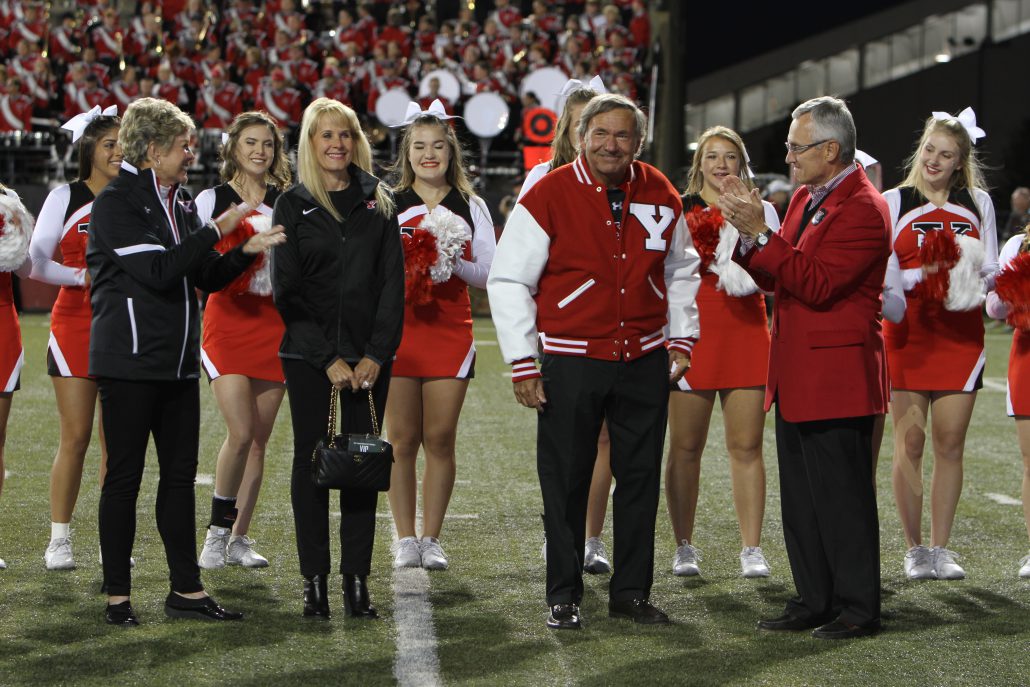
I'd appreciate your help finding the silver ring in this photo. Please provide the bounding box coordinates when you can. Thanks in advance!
[361,381,371,389]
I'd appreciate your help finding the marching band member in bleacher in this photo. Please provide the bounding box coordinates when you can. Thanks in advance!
[884,108,998,581]
[385,99,496,572]
[667,126,779,579]
[0,180,34,571]
[194,111,291,571]
[489,94,700,630]
[30,105,120,571]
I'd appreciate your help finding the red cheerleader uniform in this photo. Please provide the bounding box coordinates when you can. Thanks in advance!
[30,181,95,377]
[883,187,998,391]
[989,235,1030,416]
[196,184,285,384]
[676,195,776,391]
[0,272,22,392]
[393,188,496,379]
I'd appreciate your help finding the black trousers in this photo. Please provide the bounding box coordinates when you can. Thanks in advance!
[775,407,881,626]
[97,378,203,596]
[283,358,387,578]
[538,350,669,605]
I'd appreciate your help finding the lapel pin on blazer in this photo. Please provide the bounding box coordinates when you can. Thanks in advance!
[812,208,827,225]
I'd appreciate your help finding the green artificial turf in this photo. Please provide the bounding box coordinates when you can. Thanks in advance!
[0,314,1027,686]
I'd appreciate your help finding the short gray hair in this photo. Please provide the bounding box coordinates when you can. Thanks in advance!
[577,93,646,155]
[791,96,856,165]
[119,97,195,167]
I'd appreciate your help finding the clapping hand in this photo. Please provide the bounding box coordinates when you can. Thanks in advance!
[717,177,766,238]
[242,223,286,254]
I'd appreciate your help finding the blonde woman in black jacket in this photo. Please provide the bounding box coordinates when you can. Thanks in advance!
[87,98,285,626]
[272,97,404,619]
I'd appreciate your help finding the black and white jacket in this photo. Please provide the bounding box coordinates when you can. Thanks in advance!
[86,161,255,380]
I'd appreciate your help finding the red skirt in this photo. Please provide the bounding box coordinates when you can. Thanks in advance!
[884,295,984,391]
[48,286,92,377]
[677,275,770,391]
[1,274,22,392]
[1008,329,1030,416]
[201,292,285,383]
[393,275,475,379]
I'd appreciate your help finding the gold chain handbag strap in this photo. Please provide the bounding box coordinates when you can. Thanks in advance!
[367,390,380,436]
[326,387,339,449]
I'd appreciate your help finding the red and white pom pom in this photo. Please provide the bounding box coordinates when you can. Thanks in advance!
[710,222,759,296]
[244,214,273,296]
[919,228,960,303]
[684,205,721,273]
[403,228,438,306]
[418,205,471,284]
[944,234,985,311]
[995,252,1030,330]
[0,189,34,272]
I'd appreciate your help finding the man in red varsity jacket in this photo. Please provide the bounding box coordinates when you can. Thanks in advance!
[488,94,700,630]
[722,96,889,640]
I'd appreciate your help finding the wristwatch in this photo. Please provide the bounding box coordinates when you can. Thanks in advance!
[755,229,771,247]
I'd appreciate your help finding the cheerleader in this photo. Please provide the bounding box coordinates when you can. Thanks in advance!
[517,78,614,574]
[666,126,779,578]
[0,182,34,571]
[884,108,998,580]
[985,227,1030,578]
[195,112,291,569]
[30,106,120,571]
[385,100,496,570]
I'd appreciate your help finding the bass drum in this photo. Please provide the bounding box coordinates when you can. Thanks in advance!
[519,67,568,114]
[418,69,461,106]
[375,88,414,128]
[463,92,510,139]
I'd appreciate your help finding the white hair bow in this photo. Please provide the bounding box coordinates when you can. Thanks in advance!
[394,99,460,128]
[61,105,118,143]
[221,132,230,145]
[931,106,986,144]
[558,75,607,98]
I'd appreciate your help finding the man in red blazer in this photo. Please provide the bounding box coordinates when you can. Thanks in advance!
[720,96,890,640]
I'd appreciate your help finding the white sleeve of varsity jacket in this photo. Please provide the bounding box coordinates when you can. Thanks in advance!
[29,184,86,287]
[452,195,496,289]
[486,203,550,363]
[664,212,701,345]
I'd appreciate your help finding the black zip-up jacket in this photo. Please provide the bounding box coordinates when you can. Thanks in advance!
[86,162,255,380]
[271,165,404,371]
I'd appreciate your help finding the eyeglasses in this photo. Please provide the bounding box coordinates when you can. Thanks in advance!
[784,139,830,155]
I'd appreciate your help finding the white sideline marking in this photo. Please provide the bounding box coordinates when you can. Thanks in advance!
[985,492,1022,506]
[391,523,441,687]
[375,512,479,520]
[982,377,1007,392]
[3,469,9,479]
[476,340,498,346]
[502,372,513,378]
[195,473,214,486]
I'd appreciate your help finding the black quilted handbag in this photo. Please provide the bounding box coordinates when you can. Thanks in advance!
[312,389,393,491]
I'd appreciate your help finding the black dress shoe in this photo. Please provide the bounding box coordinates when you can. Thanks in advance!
[546,603,582,630]
[303,575,331,619]
[164,593,244,621]
[812,619,882,640]
[757,613,827,632]
[608,598,670,624]
[342,574,378,618]
[105,600,139,626]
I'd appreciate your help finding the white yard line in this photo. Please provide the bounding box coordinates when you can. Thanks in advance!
[195,473,214,486]
[982,377,1007,392]
[985,492,1022,506]
[391,520,442,687]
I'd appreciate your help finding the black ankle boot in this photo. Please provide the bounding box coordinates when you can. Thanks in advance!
[342,574,377,618]
[303,575,330,618]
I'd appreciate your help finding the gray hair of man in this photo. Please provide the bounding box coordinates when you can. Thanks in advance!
[791,96,856,165]
[576,93,647,156]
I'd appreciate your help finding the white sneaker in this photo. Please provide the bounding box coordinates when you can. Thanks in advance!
[226,536,269,568]
[420,537,449,570]
[392,536,422,569]
[933,547,965,580]
[1019,553,1030,579]
[740,546,771,578]
[0,557,6,569]
[44,537,75,570]
[904,545,936,580]
[583,537,612,574]
[672,541,702,577]
[198,527,231,569]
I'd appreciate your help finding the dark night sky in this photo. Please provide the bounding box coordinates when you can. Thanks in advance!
[683,1,906,79]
